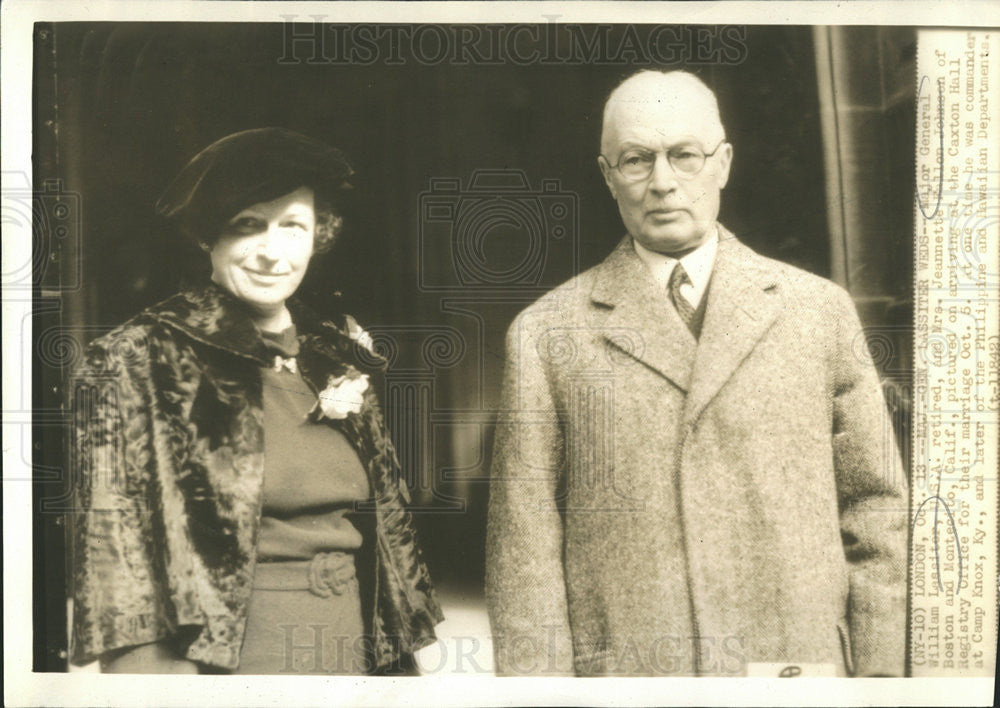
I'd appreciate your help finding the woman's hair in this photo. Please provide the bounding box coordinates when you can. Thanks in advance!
[312,190,344,254]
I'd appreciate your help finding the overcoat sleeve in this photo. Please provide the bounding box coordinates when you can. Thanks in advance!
[829,288,908,677]
[486,312,574,675]
[70,333,173,665]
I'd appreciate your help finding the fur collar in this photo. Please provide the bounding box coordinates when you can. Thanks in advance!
[142,281,386,376]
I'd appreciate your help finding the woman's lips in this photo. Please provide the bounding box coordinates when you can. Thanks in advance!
[242,268,289,284]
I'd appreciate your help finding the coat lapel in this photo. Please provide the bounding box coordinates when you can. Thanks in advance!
[591,236,697,393]
[289,300,388,396]
[682,229,781,428]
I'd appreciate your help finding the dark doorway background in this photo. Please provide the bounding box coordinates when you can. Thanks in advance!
[33,22,913,670]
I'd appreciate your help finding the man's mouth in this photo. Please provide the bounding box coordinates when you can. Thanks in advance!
[647,208,685,219]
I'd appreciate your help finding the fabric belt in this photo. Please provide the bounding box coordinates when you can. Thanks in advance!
[253,551,358,598]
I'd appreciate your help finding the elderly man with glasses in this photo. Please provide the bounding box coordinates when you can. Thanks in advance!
[486,70,907,677]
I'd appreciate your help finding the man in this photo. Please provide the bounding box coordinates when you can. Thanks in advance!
[486,70,907,677]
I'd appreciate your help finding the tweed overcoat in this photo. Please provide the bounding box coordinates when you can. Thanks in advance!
[70,282,443,671]
[486,228,907,677]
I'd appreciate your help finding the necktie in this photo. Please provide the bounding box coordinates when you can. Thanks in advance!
[668,262,696,335]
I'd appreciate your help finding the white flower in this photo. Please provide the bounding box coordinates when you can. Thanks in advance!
[347,319,375,354]
[315,372,370,420]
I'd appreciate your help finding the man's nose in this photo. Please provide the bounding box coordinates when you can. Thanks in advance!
[647,153,679,193]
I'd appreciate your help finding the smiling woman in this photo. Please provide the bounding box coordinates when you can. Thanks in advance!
[207,186,317,333]
[68,128,443,675]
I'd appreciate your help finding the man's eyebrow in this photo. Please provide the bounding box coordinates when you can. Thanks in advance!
[663,136,706,149]
[617,136,706,150]
[617,140,655,150]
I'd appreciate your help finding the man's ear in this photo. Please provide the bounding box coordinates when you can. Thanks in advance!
[716,142,733,190]
[597,155,617,199]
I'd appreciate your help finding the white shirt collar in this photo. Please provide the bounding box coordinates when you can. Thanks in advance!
[632,227,718,308]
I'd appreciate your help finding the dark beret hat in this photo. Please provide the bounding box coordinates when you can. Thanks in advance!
[155,127,353,239]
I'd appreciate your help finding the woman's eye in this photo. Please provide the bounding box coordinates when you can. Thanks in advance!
[227,217,264,233]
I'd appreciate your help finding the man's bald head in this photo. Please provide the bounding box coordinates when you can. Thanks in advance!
[600,70,726,158]
[597,70,732,254]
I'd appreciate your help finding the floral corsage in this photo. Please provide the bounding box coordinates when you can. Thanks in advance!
[309,367,370,421]
[347,318,375,354]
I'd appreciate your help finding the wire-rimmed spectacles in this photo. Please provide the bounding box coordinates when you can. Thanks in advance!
[601,139,726,181]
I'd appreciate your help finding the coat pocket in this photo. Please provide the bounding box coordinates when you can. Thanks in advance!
[836,617,855,677]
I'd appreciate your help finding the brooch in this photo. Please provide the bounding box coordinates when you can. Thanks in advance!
[272,355,298,374]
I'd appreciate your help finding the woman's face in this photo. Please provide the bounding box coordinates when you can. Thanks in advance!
[210,186,315,316]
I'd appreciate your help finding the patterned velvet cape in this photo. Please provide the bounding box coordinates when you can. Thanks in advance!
[70,283,443,671]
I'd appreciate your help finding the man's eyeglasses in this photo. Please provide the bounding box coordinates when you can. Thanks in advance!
[601,140,726,181]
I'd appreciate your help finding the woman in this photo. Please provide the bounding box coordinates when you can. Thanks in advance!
[69,128,443,674]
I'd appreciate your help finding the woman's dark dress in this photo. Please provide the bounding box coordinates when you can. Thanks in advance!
[235,327,370,674]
